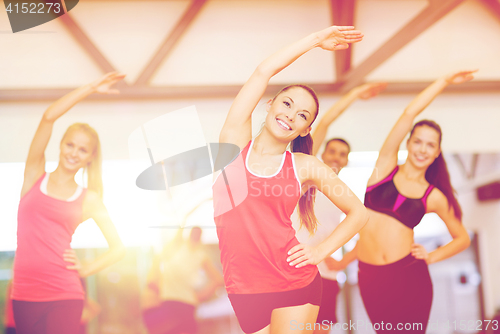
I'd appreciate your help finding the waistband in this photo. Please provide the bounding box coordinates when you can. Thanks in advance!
[358,253,423,273]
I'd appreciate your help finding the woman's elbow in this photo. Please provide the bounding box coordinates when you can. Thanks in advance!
[357,206,370,230]
[461,233,471,251]
[453,230,471,252]
[112,244,126,261]
[254,63,273,80]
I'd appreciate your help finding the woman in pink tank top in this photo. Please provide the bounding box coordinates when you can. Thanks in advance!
[213,26,369,334]
[12,73,126,334]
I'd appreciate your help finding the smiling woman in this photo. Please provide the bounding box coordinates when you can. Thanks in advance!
[326,70,476,334]
[213,26,369,334]
[11,72,127,334]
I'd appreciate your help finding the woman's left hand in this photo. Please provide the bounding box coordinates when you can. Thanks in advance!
[316,26,364,51]
[89,72,126,95]
[287,244,322,268]
[64,249,85,276]
[411,243,430,263]
[444,69,477,85]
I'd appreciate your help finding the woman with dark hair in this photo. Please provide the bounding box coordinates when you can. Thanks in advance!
[11,72,126,334]
[212,26,369,334]
[327,70,475,333]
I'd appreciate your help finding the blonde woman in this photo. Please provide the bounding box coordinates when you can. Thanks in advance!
[11,73,126,334]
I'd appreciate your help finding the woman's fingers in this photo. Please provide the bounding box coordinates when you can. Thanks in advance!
[341,30,363,37]
[411,243,428,260]
[287,245,305,263]
[63,255,77,264]
[336,26,355,31]
[287,244,318,267]
[288,244,304,256]
[290,254,312,268]
[109,73,126,82]
[334,44,349,51]
[63,249,81,270]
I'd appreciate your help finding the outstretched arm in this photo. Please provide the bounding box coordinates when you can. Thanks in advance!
[369,70,477,184]
[220,26,363,149]
[21,72,126,197]
[312,82,386,155]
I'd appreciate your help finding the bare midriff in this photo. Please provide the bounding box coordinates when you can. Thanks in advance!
[357,208,415,265]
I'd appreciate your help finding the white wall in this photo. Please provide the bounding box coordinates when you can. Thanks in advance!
[1,91,500,163]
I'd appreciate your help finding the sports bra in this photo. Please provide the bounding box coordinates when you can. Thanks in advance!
[364,166,434,229]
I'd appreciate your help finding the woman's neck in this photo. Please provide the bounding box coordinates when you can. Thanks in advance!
[253,129,289,156]
[51,166,78,186]
[399,162,427,182]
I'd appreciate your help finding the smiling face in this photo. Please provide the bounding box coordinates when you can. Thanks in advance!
[321,139,349,174]
[406,125,441,169]
[265,86,318,142]
[59,130,96,172]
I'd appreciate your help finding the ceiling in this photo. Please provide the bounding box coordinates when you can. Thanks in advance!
[1,0,500,101]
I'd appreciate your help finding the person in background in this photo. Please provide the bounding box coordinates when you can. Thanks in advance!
[142,226,223,334]
[293,82,386,334]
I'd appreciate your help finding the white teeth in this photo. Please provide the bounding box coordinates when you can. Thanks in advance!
[276,119,291,130]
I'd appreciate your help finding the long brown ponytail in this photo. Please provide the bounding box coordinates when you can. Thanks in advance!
[410,120,462,220]
[273,84,320,233]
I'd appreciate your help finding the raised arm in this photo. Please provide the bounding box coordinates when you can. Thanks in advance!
[21,72,125,196]
[220,26,363,149]
[287,155,369,268]
[370,70,476,183]
[312,82,386,155]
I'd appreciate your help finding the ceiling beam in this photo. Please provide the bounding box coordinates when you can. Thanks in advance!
[59,13,117,74]
[381,81,500,94]
[0,84,343,101]
[2,81,500,101]
[479,0,500,22]
[337,0,465,92]
[134,0,209,86]
[330,0,356,79]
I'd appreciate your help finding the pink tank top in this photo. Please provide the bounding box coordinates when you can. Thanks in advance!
[12,173,86,301]
[213,141,318,294]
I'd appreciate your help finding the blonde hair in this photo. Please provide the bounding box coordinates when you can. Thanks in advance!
[61,123,103,199]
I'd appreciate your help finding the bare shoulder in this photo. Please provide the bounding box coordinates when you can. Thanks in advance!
[20,170,45,198]
[83,190,104,211]
[292,152,337,184]
[292,152,323,167]
[426,186,447,213]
